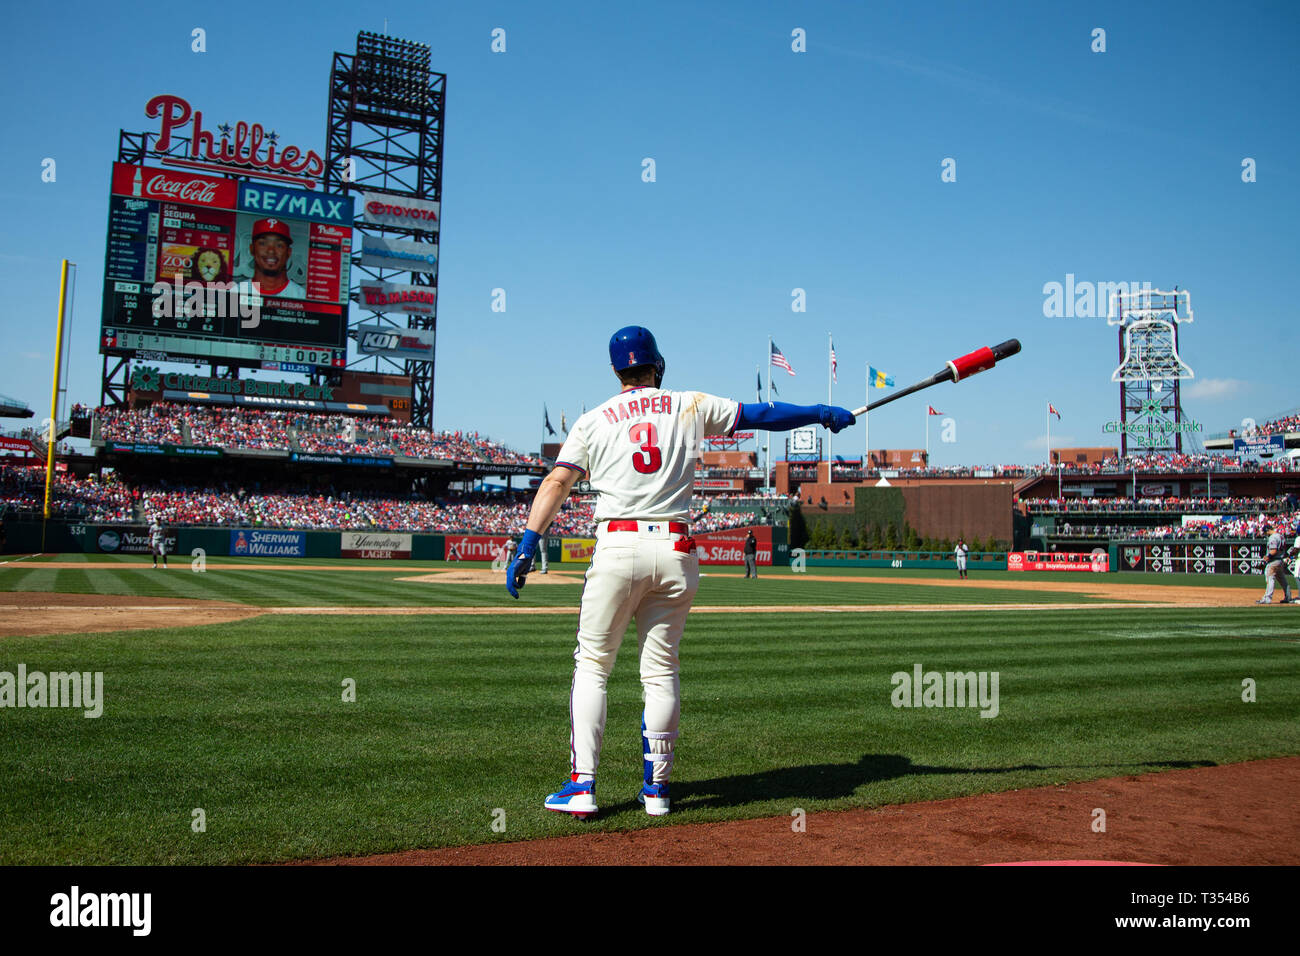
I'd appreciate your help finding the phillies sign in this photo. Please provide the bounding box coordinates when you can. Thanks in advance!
[146,93,325,189]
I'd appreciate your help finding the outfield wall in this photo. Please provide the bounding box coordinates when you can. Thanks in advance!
[1,519,788,566]
[801,549,1008,570]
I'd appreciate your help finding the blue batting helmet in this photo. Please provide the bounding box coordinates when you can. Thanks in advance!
[609,326,665,387]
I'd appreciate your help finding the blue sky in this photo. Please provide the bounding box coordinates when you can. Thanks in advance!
[1,0,1297,465]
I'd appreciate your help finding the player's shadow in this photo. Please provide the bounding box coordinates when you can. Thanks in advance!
[614,754,1216,813]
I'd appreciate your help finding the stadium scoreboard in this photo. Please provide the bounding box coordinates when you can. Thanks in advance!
[101,162,352,368]
[1119,541,1269,575]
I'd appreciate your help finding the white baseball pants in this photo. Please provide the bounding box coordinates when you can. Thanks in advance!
[568,527,699,778]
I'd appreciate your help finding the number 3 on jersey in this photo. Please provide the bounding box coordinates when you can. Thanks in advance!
[628,422,662,474]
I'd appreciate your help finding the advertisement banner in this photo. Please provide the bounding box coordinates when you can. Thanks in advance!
[238,182,353,226]
[561,538,596,562]
[1139,482,1178,497]
[1007,551,1109,572]
[443,535,512,562]
[360,235,439,274]
[1233,435,1285,454]
[105,441,222,458]
[356,324,436,361]
[0,436,35,453]
[359,192,441,230]
[230,529,306,557]
[694,526,773,566]
[340,532,412,560]
[358,281,437,315]
[94,526,178,555]
[111,162,238,209]
[694,479,744,490]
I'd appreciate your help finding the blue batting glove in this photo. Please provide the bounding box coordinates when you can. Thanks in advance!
[507,529,541,599]
[819,405,856,433]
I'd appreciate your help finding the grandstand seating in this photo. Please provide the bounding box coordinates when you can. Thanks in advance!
[95,403,544,466]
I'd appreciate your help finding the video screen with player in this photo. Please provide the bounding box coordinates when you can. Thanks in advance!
[101,162,352,360]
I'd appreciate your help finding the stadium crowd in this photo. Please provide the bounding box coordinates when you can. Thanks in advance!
[1,465,764,535]
[1022,495,1294,514]
[95,403,543,466]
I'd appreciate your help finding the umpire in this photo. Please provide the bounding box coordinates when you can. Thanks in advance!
[743,529,758,579]
[1256,523,1295,605]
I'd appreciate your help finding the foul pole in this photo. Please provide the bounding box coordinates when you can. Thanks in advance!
[42,260,72,552]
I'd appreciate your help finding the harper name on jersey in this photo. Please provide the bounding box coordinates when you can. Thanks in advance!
[557,387,739,524]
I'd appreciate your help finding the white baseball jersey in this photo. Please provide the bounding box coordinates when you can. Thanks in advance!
[955,543,968,563]
[149,522,163,545]
[556,387,739,522]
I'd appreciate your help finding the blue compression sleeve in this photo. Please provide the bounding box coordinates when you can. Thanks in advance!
[737,402,825,431]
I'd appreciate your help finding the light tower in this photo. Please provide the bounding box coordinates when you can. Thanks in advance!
[1109,289,1194,457]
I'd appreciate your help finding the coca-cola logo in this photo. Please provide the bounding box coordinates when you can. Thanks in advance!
[146,173,220,204]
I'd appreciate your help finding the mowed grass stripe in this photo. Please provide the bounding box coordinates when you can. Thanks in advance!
[0,607,1294,864]
[1,564,1139,609]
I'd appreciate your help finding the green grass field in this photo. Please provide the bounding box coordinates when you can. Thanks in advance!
[1,555,1296,864]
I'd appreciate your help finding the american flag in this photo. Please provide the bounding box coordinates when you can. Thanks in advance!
[830,338,838,384]
[771,341,795,376]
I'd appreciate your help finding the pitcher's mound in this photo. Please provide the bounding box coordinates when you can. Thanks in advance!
[397,570,581,585]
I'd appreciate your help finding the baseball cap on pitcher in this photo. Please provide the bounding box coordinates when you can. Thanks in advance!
[609,326,665,387]
[251,218,292,241]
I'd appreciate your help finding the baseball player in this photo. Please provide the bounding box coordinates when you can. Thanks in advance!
[743,529,758,579]
[507,326,855,818]
[1257,523,1294,604]
[954,537,969,579]
[237,218,305,299]
[148,516,168,569]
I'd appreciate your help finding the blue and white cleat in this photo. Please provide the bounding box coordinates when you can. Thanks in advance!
[544,776,597,819]
[638,782,670,816]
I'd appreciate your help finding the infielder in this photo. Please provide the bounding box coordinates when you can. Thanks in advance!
[149,517,168,569]
[507,326,855,818]
[954,537,969,579]
[1256,523,1294,604]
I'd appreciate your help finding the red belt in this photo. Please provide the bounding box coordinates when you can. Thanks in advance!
[603,520,690,534]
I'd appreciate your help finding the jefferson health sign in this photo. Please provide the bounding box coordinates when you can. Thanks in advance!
[231,529,305,557]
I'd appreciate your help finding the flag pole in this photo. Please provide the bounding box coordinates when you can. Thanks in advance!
[925,406,930,464]
[826,331,833,466]
[765,337,772,490]
[864,363,869,471]
[1046,404,1051,467]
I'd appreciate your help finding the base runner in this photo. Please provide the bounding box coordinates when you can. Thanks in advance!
[507,326,855,818]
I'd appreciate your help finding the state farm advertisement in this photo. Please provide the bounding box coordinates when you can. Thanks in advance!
[695,526,772,566]
[444,535,511,562]
[1008,551,1109,572]
[341,532,412,560]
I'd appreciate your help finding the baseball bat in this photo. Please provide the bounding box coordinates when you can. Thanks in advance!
[849,339,1021,417]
